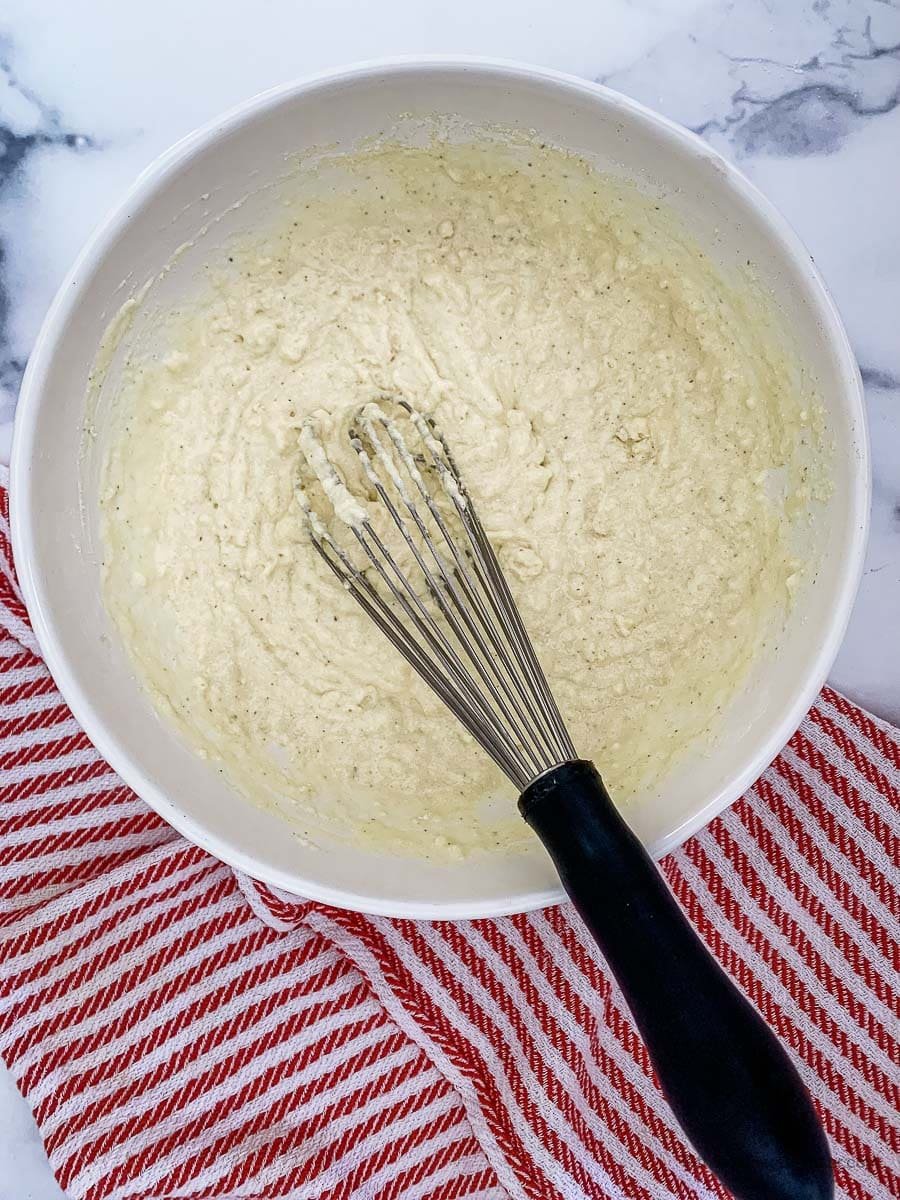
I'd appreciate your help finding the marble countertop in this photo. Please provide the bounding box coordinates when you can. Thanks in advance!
[1,0,897,1194]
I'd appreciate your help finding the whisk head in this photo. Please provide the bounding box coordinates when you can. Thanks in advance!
[298,399,576,792]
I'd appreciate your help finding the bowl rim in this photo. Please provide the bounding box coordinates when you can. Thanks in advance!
[9,55,870,919]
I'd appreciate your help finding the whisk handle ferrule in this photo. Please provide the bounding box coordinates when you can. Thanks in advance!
[520,760,832,1200]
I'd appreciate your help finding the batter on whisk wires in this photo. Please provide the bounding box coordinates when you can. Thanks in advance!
[298,399,577,792]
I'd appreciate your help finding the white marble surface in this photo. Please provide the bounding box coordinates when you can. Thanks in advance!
[0,1,897,1194]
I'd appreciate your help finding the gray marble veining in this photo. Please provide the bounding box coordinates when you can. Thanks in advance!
[0,42,93,422]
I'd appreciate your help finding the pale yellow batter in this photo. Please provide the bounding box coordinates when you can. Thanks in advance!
[99,140,818,859]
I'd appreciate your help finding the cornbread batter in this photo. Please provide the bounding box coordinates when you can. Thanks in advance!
[99,140,818,858]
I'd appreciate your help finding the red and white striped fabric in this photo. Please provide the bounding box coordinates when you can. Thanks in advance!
[0,468,896,1200]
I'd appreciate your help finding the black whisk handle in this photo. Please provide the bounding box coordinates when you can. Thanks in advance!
[520,759,833,1200]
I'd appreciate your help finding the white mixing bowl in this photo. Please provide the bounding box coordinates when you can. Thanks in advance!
[10,58,868,918]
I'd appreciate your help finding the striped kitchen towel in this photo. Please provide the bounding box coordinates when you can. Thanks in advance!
[0,472,896,1200]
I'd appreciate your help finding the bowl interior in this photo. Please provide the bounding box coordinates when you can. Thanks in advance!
[13,62,867,917]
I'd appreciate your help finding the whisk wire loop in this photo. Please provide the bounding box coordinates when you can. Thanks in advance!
[299,399,577,790]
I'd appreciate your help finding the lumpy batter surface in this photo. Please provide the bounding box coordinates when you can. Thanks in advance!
[100,140,815,859]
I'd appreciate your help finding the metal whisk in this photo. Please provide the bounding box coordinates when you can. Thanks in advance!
[298,398,831,1200]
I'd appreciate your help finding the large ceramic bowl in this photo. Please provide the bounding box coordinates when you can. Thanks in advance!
[10,58,869,918]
